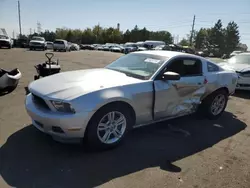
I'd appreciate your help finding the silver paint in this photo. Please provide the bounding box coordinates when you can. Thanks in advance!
[25,51,238,142]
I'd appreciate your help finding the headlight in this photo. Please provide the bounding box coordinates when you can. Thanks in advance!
[50,101,75,113]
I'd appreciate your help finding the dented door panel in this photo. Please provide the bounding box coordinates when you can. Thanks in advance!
[154,76,206,119]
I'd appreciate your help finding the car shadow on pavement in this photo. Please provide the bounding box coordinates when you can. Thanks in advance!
[0,111,247,188]
[233,90,250,99]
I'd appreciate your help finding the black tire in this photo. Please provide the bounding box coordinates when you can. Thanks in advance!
[85,103,134,150]
[30,47,33,51]
[8,45,11,49]
[199,89,228,120]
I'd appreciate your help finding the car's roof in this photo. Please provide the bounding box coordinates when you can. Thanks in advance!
[133,50,199,59]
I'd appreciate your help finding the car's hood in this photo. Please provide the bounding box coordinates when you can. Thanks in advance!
[0,39,10,42]
[218,62,250,72]
[30,40,44,43]
[29,68,141,100]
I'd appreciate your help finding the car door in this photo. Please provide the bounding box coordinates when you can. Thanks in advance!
[153,57,206,120]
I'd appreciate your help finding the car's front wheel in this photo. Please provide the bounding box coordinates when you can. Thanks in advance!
[200,89,228,119]
[86,104,133,150]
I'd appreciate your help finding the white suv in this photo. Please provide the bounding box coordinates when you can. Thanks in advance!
[53,39,71,52]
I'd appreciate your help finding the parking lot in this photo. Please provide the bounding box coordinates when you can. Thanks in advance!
[0,48,250,188]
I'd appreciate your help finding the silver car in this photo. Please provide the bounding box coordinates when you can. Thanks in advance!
[25,51,237,150]
[53,39,71,52]
[219,53,250,90]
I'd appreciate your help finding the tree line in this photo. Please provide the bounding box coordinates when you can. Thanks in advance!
[179,19,240,55]
[20,19,240,55]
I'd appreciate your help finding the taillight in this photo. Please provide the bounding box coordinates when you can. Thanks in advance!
[203,78,208,84]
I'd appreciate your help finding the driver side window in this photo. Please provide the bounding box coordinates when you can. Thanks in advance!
[166,58,202,77]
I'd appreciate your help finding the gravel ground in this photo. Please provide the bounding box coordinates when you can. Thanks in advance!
[0,49,250,188]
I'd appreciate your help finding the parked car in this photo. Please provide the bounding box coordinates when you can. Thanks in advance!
[70,43,80,51]
[25,51,237,150]
[0,35,13,49]
[152,45,165,50]
[229,51,242,58]
[110,45,124,53]
[103,45,112,51]
[137,47,147,51]
[123,43,138,54]
[80,44,95,50]
[97,45,104,51]
[144,40,166,49]
[53,39,70,52]
[29,36,47,51]
[218,53,250,90]
[46,41,53,49]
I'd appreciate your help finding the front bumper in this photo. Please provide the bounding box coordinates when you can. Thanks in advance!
[236,76,250,90]
[25,93,93,143]
[30,45,45,49]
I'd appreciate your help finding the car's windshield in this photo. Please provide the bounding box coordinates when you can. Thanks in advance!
[227,54,250,64]
[0,35,8,39]
[32,37,45,41]
[54,40,64,44]
[106,53,167,80]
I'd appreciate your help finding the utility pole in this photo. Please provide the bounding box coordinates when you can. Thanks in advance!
[18,0,22,37]
[37,22,42,34]
[190,15,196,46]
[30,28,32,35]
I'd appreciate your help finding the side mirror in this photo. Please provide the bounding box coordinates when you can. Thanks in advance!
[162,71,180,81]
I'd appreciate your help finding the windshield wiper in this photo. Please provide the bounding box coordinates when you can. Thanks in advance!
[106,68,145,80]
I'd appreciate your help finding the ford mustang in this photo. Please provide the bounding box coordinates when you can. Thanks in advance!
[25,51,238,150]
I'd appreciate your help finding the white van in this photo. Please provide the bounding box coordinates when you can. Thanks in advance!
[53,39,71,52]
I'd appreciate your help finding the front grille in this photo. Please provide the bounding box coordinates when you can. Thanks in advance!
[31,42,42,46]
[237,84,250,87]
[0,41,9,45]
[32,93,50,110]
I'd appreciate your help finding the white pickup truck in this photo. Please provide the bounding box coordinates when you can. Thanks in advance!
[0,35,13,49]
[29,36,47,51]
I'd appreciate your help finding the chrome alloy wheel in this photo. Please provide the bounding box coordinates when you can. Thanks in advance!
[97,111,127,144]
[210,94,226,116]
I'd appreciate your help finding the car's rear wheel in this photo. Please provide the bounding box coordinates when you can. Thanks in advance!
[200,89,228,119]
[85,104,133,150]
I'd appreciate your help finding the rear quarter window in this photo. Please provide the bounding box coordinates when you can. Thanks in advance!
[207,61,219,72]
